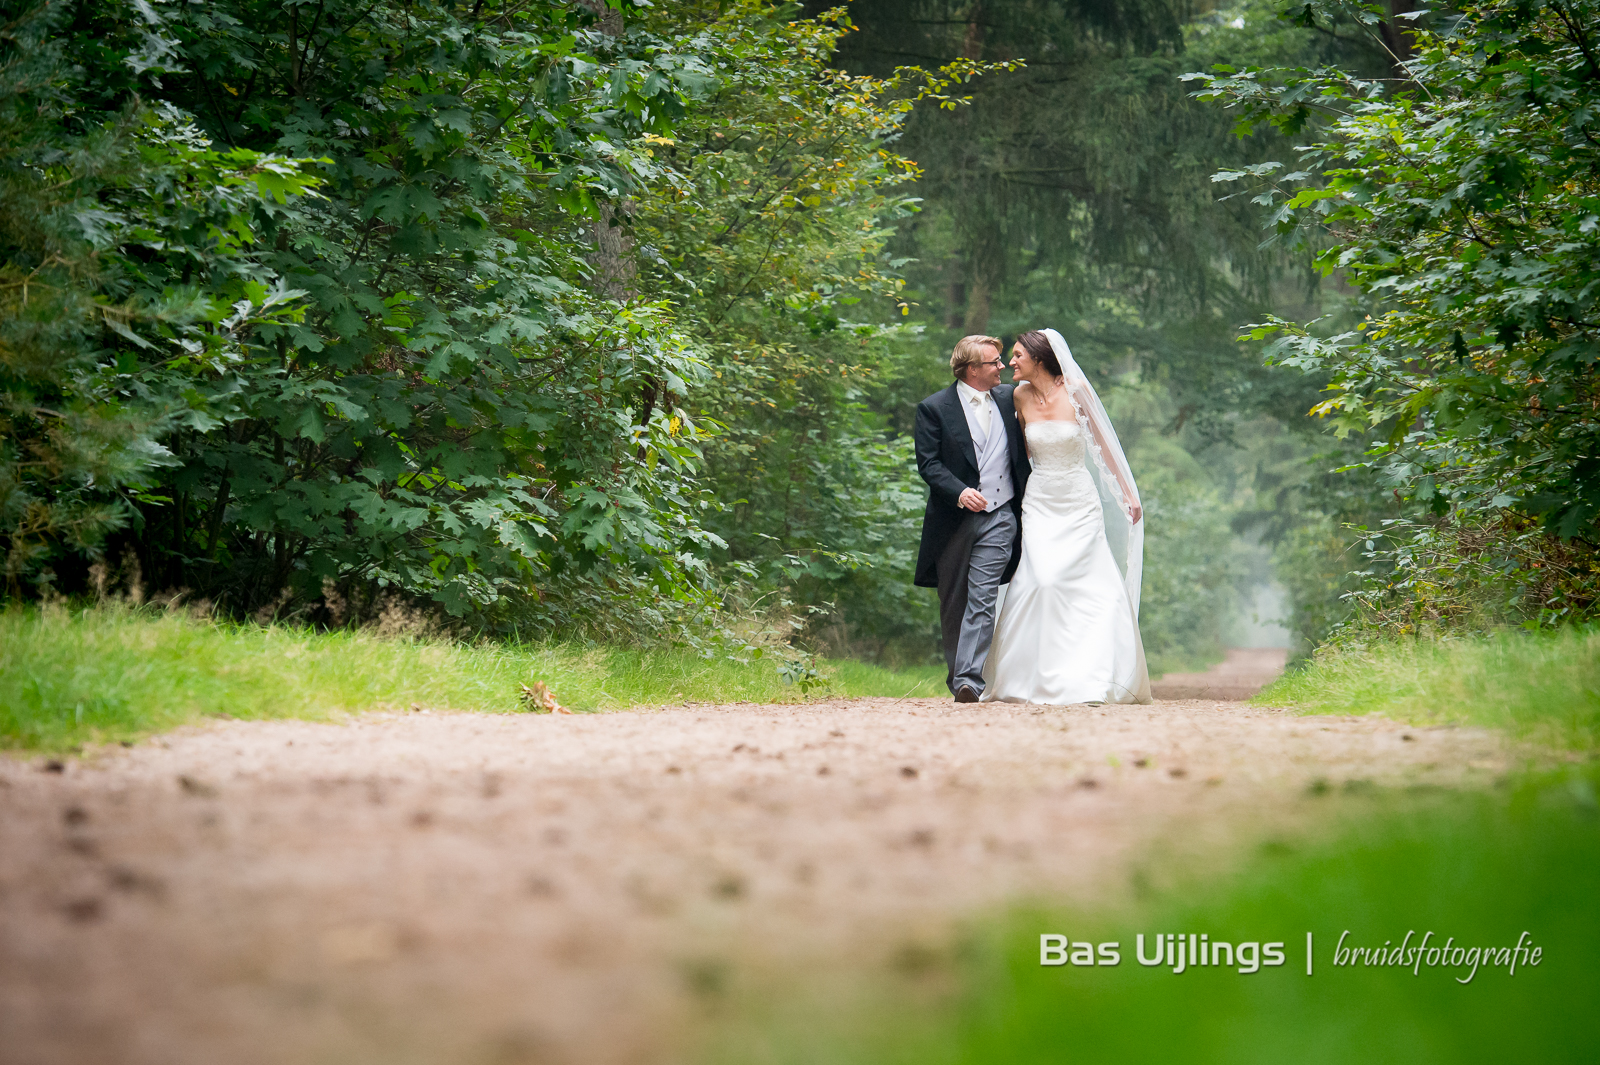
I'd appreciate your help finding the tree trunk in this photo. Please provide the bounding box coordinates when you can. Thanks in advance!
[960,229,1003,335]
[962,274,991,335]
[580,1,634,302]
[946,278,967,329]
[589,202,635,302]
[1380,0,1419,78]
[962,3,985,60]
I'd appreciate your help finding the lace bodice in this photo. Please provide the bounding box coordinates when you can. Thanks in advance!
[1024,419,1089,475]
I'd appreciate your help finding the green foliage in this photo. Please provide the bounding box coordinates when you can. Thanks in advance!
[1192,0,1600,634]
[0,0,1036,659]
[138,0,725,621]
[625,4,1018,661]
[1339,512,1600,633]
[1106,378,1257,673]
[1258,626,1600,750]
[7,0,1438,661]
[827,0,1382,430]
[0,603,944,752]
[1,1,321,594]
[1272,512,1363,650]
[0,0,734,629]
[798,0,1398,657]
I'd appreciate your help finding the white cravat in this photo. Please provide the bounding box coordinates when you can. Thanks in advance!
[956,379,992,441]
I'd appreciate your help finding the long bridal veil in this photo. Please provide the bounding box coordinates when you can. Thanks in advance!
[1041,328,1144,620]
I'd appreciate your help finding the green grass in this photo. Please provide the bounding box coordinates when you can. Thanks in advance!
[703,768,1600,1064]
[0,605,945,751]
[1253,627,1600,750]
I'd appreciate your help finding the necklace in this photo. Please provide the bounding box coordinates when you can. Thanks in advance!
[1035,375,1065,408]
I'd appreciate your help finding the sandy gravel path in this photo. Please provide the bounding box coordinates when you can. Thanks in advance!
[0,700,1514,1065]
[1150,647,1291,700]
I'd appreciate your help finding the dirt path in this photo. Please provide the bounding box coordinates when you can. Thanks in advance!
[0,699,1515,1065]
[1151,647,1292,700]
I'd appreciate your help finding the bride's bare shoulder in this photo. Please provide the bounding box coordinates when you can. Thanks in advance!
[1009,381,1031,423]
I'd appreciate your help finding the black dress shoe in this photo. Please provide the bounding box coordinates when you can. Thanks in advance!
[954,685,981,703]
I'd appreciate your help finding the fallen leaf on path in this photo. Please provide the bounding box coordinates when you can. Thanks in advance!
[519,682,572,714]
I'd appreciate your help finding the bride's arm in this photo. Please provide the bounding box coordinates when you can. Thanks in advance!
[1011,381,1035,459]
[1070,381,1143,524]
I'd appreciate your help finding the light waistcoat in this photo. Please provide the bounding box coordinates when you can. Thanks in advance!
[965,390,1014,513]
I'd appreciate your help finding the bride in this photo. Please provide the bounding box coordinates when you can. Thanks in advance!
[982,329,1152,705]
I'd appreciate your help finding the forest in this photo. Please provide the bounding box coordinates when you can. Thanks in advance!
[5,4,1600,1061]
[4,0,1598,669]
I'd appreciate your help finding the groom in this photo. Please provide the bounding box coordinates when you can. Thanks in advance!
[913,335,1031,701]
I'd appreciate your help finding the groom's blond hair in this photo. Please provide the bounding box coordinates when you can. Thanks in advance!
[950,335,1003,381]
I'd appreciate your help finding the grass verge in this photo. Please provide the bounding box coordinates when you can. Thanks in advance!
[1253,627,1600,750]
[702,768,1600,1064]
[0,605,945,751]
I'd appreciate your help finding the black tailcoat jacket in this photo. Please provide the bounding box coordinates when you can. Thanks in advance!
[912,382,1032,588]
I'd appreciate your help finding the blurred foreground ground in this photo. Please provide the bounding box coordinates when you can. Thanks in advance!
[0,697,1512,1065]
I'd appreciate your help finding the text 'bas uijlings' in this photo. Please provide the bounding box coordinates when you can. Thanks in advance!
[1040,935,1286,973]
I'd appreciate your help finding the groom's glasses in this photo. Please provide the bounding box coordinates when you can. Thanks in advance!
[977,358,1006,368]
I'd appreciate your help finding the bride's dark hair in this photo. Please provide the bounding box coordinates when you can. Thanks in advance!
[1015,330,1062,378]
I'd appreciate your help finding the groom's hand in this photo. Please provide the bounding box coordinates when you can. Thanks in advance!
[959,488,989,512]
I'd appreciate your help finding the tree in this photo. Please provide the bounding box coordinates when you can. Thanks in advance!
[2,0,1023,657]
[1191,0,1600,629]
[1,0,320,596]
[812,0,1386,436]
[791,0,1395,658]
[629,3,1016,660]
[3,0,724,631]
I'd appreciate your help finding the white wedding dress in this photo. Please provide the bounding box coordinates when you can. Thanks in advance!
[981,417,1152,705]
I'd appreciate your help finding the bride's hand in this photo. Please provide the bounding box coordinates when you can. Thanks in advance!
[1128,502,1143,524]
